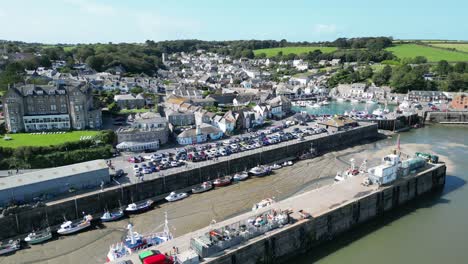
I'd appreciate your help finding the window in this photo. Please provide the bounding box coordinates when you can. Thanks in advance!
[50,105,57,111]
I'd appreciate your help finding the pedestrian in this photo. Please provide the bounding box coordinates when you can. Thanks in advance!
[16,168,19,174]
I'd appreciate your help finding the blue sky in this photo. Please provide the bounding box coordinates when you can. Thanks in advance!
[0,0,466,43]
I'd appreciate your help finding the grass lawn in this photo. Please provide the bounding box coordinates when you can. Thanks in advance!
[385,44,468,62]
[254,46,337,57]
[0,131,99,148]
[429,43,468,53]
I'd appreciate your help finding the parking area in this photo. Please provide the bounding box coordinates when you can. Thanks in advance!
[109,120,329,184]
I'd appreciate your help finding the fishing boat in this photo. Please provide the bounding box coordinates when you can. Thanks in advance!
[248,165,271,177]
[165,192,188,202]
[101,208,125,222]
[252,198,275,211]
[125,199,154,214]
[233,171,249,181]
[192,181,213,194]
[106,214,173,262]
[366,99,377,104]
[321,100,330,105]
[0,240,20,255]
[336,97,345,102]
[213,176,232,187]
[270,163,282,170]
[372,107,384,116]
[57,214,93,235]
[24,227,52,244]
[310,103,321,108]
[351,98,360,104]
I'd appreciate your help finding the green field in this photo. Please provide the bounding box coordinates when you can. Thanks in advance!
[254,46,337,57]
[386,44,468,62]
[429,43,468,53]
[0,131,99,148]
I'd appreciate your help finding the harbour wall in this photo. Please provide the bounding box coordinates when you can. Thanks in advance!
[205,164,446,264]
[425,111,468,124]
[360,113,420,131]
[0,124,378,240]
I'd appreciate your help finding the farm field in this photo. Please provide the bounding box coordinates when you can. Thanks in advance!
[254,46,337,57]
[429,43,468,53]
[386,44,468,62]
[0,131,99,148]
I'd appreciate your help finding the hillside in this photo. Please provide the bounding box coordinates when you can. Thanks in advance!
[386,44,468,62]
[253,46,337,57]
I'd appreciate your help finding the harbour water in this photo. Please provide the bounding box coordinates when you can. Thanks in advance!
[293,124,468,264]
[291,101,395,115]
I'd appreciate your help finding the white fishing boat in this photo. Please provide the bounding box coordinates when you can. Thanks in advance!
[165,192,188,202]
[351,98,360,104]
[125,199,154,214]
[192,181,213,194]
[24,227,52,244]
[233,171,249,181]
[0,240,20,255]
[321,100,330,105]
[57,214,93,235]
[106,213,173,262]
[310,103,321,108]
[336,97,345,102]
[366,99,377,104]
[270,163,282,170]
[252,198,275,211]
[248,165,272,177]
[372,108,384,116]
[100,209,125,222]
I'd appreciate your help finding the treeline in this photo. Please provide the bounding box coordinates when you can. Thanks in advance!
[328,60,468,93]
[0,130,116,169]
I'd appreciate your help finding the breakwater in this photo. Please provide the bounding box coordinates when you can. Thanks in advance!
[202,163,446,264]
[0,124,378,240]
[424,111,468,124]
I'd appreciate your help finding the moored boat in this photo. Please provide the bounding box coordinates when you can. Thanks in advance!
[192,181,213,194]
[106,214,173,262]
[0,240,20,255]
[252,198,275,211]
[57,214,93,235]
[165,191,188,202]
[24,227,52,244]
[248,165,272,177]
[213,176,232,187]
[233,171,249,181]
[125,199,154,214]
[270,163,282,170]
[101,209,125,222]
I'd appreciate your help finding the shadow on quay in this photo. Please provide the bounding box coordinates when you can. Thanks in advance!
[289,174,465,263]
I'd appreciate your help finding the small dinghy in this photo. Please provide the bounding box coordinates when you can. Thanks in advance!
[165,192,188,202]
[252,198,275,211]
[192,182,213,194]
[24,227,52,244]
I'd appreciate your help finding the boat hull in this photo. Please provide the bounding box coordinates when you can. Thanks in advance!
[101,212,125,222]
[25,233,52,244]
[192,185,213,194]
[57,222,91,235]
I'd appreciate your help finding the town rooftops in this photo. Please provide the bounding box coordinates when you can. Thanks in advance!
[0,159,108,191]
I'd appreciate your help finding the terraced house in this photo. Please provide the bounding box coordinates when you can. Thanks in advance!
[2,83,102,132]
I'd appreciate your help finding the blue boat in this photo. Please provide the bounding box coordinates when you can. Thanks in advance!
[100,209,125,222]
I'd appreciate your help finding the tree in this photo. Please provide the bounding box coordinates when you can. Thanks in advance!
[453,62,467,73]
[412,56,427,64]
[86,55,105,71]
[436,60,451,76]
[130,86,144,95]
[0,62,24,91]
[373,65,392,86]
[256,52,267,59]
[241,49,254,59]
[108,102,120,114]
[361,66,374,79]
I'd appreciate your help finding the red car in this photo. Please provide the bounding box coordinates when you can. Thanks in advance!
[143,254,173,264]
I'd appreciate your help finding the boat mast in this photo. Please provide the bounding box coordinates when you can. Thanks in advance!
[127,224,136,245]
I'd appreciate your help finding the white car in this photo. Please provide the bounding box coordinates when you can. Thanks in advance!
[219,148,228,156]
[133,164,140,172]
[230,144,238,151]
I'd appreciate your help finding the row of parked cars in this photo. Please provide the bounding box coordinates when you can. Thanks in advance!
[131,152,186,175]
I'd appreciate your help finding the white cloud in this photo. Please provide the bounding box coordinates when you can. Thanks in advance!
[313,24,337,34]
